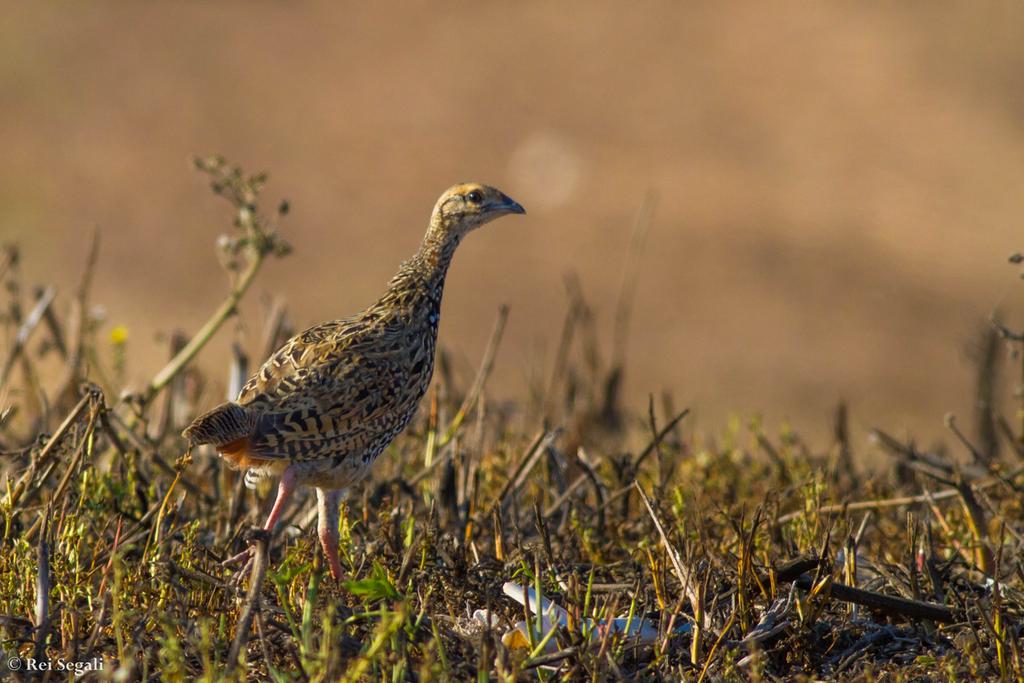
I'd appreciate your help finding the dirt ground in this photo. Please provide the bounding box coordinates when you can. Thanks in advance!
[4,2,1024,448]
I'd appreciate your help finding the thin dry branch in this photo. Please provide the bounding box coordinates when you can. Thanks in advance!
[635,482,706,629]
[4,388,96,509]
[494,428,563,512]
[776,465,1024,524]
[0,285,56,388]
[144,249,266,405]
[439,304,509,448]
[790,575,955,623]
[226,531,270,674]
[611,192,656,370]
[33,507,51,662]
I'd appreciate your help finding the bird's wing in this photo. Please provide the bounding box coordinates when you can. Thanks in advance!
[237,319,354,407]
[238,318,424,462]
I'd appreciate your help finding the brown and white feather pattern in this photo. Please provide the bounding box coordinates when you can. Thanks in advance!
[183,196,468,475]
[239,252,449,466]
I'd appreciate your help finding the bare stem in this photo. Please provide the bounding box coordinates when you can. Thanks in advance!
[143,248,265,405]
[439,304,509,447]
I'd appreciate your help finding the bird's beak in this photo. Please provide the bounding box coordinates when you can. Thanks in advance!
[494,192,526,215]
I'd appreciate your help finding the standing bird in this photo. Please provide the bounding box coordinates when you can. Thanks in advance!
[183,184,525,580]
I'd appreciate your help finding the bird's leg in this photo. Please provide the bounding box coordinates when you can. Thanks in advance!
[316,488,345,580]
[224,465,298,570]
[262,465,299,532]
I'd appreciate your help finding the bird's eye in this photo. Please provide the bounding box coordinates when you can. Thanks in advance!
[466,190,483,204]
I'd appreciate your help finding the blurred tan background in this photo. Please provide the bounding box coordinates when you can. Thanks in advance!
[4,2,1024,446]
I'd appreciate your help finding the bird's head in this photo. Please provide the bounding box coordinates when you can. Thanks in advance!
[432,183,526,236]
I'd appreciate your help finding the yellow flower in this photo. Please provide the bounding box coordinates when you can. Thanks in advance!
[110,325,129,345]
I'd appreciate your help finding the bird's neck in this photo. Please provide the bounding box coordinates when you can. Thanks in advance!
[377,218,461,317]
[412,218,462,293]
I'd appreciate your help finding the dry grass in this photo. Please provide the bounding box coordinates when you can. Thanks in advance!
[2,161,1024,681]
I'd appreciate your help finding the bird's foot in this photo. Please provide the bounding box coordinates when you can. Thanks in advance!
[223,528,270,586]
[223,548,255,586]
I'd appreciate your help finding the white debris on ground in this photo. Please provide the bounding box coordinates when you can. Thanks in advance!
[496,581,688,652]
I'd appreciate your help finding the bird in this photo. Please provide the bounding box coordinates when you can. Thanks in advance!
[183,183,525,580]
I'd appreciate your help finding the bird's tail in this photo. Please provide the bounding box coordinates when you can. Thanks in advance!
[182,402,256,447]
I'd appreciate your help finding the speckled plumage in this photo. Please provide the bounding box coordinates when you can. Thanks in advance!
[183,183,525,579]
